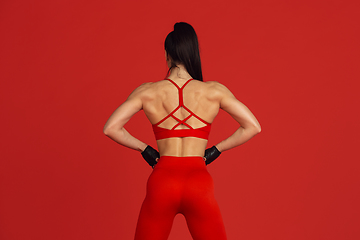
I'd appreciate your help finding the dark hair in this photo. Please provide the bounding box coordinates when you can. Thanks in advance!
[165,22,203,81]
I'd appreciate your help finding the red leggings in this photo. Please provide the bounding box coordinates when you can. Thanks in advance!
[134,156,227,240]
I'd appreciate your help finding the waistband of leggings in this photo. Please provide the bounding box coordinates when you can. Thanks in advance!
[159,155,203,160]
[156,155,206,168]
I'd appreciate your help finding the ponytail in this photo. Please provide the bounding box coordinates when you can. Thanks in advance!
[165,22,203,81]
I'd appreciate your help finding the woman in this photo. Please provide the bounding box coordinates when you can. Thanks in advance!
[103,22,261,240]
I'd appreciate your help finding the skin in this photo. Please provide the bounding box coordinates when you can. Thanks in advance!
[103,54,261,159]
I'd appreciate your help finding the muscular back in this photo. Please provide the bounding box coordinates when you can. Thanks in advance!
[104,77,259,157]
[140,79,222,157]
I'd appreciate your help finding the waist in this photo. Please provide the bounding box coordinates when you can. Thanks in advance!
[157,137,208,157]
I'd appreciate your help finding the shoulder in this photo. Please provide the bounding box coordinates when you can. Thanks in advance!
[127,80,167,100]
[129,82,154,94]
[201,81,235,99]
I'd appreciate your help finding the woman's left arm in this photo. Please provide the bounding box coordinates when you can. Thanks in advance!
[103,86,148,152]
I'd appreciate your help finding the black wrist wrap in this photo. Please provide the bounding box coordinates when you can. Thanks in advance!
[204,146,221,165]
[141,145,160,168]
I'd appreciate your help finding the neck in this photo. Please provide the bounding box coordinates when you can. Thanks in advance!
[168,64,192,80]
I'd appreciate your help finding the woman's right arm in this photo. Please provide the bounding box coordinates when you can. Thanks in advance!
[103,85,148,152]
[214,83,261,152]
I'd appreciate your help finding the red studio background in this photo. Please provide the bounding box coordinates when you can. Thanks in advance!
[1,0,359,239]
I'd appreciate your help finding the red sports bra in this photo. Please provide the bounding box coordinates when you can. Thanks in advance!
[152,79,211,140]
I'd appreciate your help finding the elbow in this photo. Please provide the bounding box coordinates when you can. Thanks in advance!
[252,123,261,135]
[103,125,112,136]
[256,124,261,134]
[103,124,124,140]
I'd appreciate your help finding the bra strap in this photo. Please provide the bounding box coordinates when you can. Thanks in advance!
[166,79,193,106]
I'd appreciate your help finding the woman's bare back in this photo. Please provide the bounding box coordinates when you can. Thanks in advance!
[104,76,260,157]
[141,79,222,157]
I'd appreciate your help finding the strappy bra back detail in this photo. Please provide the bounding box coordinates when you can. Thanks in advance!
[152,79,211,140]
